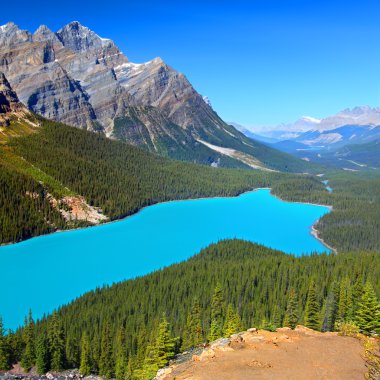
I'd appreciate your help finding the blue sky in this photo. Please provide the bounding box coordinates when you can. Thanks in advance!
[1,0,380,127]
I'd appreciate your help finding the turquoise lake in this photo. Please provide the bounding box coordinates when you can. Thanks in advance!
[0,189,330,329]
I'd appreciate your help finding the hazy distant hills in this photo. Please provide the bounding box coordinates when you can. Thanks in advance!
[247,106,380,139]
[235,107,380,169]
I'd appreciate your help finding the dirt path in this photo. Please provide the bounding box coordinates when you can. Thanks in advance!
[163,327,368,380]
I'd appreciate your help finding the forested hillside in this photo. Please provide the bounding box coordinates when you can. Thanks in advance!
[1,116,380,251]
[333,139,380,168]
[0,117,299,245]
[1,240,378,379]
[272,170,380,251]
[0,163,66,243]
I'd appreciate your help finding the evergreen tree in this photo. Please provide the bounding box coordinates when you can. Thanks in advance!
[352,276,364,316]
[90,331,101,373]
[126,356,133,380]
[6,330,18,365]
[48,312,65,371]
[345,284,354,321]
[210,284,224,323]
[115,353,127,380]
[337,278,353,323]
[115,325,127,380]
[355,282,380,335]
[304,281,320,331]
[154,316,176,369]
[181,314,193,351]
[223,304,243,336]
[181,298,203,350]
[337,280,347,322]
[208,284,225,341]
[99,320,113,379]
[65,336,79,369]
[139,344,158,380]
[79,333,91,376]
[116,325,126,357]
[260,317,276,331]
[0,317,10,371]
[271,306,282,329]
[322,282,339,332]
[21,310,35,371]
[283,288,299,329]
[134,326,147,369]
[208,320,220,342]
[139,316,175,380]
[35,333,49,375]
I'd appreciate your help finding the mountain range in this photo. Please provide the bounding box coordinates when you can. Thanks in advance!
[235,106,380,169]
[245,106,380,140]
[0,21,311,172]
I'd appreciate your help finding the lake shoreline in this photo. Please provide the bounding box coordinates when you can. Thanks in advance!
[0,187,334,253]
[0,187,334,330]
[268,191,334,254]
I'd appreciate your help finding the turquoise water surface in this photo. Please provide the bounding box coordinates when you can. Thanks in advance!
[0,189,330,329]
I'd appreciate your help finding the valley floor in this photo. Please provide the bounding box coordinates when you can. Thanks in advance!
[162,326,369,380]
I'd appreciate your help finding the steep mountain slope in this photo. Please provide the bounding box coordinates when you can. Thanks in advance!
[0,72,33,131]
[0,22,313,172]
[328,139,380,169]
[0,73,284,244]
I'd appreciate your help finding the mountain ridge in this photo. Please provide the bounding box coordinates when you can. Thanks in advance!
[0,21,313,172]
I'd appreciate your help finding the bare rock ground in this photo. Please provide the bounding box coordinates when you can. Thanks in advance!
[160,326,370,380]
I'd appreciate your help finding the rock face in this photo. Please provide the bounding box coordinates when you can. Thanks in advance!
[0,72,19,112]
[0,21,271,168]
[0,71,29,126]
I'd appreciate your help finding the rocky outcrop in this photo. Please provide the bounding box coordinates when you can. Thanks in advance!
[0,71,29,126]
[0,72,19,112]
[157,326,369,380]
[0,369,101,380]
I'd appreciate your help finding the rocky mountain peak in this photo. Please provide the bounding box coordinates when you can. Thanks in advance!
[0,22,32,47]
[33,25,60,43]
[0,21,18,33]
[338,105,380,117]
[0,21,279,171]
[34,24,51,34]
[56,21,113,52]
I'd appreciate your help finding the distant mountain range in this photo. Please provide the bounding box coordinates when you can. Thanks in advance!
[0,21,311,173]
[245,106,380,140]
[234,107,380,169]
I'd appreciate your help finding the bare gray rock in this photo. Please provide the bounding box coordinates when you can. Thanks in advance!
[0,21,268,168]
